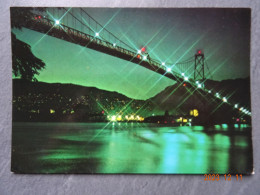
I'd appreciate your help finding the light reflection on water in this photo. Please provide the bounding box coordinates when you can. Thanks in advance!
[12,122,252,174]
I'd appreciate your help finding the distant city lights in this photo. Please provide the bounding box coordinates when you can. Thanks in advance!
[107,114,144,122]
[117,115,122,121]
[130,115,134,120]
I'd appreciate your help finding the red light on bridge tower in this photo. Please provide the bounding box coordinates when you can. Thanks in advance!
[141,47,146,53]
[197,49,203,55]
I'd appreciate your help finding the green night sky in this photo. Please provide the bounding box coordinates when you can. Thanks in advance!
[12,8,250,100]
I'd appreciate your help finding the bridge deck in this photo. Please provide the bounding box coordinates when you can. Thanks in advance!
[23,16,184,82]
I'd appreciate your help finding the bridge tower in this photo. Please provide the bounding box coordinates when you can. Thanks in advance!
[194,50,205,82]
[192,50,208,125]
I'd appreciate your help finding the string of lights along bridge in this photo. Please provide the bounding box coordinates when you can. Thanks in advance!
[26,8,251,117]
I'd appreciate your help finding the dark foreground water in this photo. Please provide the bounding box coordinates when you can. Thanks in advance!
[12,122,253,174]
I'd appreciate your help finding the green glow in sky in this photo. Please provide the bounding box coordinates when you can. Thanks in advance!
[12,8,250,100]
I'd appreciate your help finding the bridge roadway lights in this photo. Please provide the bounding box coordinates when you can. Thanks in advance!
[26,18,187,83]
[26,21,205,85]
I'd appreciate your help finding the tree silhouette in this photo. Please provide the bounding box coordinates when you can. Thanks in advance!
[11,7,46,81]
[11,33,45,81]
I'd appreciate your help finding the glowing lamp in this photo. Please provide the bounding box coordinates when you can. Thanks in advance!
[55,20,60,25]
[167,67,171,72]
[111,115,116,121]
[95,32,99,37]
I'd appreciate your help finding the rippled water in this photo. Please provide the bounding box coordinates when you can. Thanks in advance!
[12,122,253,174]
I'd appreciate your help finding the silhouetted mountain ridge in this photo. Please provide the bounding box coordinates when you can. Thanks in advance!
[149,77,250,114]
[13,77,251,120]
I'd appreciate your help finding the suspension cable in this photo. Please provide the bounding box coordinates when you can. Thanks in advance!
[80,8,136,52]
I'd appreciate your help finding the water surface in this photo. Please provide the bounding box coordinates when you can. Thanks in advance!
[12,122,253,174]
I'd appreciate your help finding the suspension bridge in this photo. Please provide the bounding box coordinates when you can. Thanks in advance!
[17,8,251,121]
